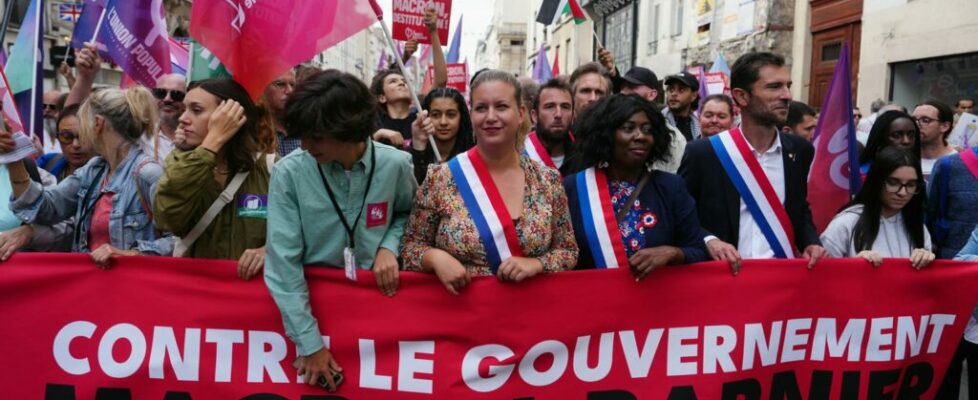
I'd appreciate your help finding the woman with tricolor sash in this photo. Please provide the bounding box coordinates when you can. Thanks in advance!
[563,94,708,278]
[401,70,578,294]
[821,147,934,267]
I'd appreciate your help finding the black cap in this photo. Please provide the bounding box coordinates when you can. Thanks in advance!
[664,72,700,91]
[621,67,659,90]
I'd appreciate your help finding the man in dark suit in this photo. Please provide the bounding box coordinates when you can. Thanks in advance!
[679,52,827,272]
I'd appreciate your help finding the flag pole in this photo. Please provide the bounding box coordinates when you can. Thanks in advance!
[187,41,195,81]
[375,14,442,161]
[0,0,14,50]
[591,30,604,50]
[27,0,43,139]
[89,6,106,43]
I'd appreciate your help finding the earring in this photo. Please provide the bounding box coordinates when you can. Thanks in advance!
[598,161,609,169]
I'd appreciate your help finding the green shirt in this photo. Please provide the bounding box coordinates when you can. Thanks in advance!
[153,147,273,260]
[264,141,417,356]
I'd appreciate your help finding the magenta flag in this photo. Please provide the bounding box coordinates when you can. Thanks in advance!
[807,43,860,233]
[190,0,379,98]
[98,0,173,88]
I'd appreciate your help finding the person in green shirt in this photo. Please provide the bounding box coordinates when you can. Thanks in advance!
[153,78,273,279]
[264,70,417,391]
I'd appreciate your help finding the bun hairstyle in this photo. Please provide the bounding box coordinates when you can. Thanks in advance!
[81,86,159,142]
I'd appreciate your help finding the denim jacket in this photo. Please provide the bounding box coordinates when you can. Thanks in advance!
[10,146,174,254]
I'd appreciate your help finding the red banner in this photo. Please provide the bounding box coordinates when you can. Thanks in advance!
[392,0,451,44]
[2,254,978,399]
[426,62,468,95]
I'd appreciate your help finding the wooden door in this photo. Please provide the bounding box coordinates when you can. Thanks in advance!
[809,23,861,109]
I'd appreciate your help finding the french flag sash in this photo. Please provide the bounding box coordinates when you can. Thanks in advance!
[523,131,558,170]
[448,148,525,272]
[575,167,630,269]
[710,129,797,258]
[960,146,978,180]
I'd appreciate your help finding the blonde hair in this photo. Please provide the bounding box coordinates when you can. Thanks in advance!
[80,86,159,142]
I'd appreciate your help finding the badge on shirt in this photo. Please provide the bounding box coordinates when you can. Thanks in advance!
[366,202,388,228]
[236,194,268,218]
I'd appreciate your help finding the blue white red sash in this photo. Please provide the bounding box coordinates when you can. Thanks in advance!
[575,167,630,269]
[960,147,978,180]
[448,148,525,272]
[523,131,558,170]
[709,128,796,258]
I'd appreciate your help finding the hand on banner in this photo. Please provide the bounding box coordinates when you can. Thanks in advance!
[427,249,470,295]
[498,257,544,283]
[857,250,883,267]
[90,244,139,269]
[802,245,828,269]
[202,100,247,154]
[237,246,265,280]
[0,128,15,153]
[597,48,617,77]
[629,246,683,281]
[423,7,438,33]
[373,248,400,296]
[373,129,405,148]
[910,248,936,269]
[706,238,742,275]
[0,225,33,261]
[296,347,343,391]
[75,43,101,83]
[410,110,435,152]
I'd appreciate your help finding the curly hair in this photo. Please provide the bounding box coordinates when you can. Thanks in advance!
[565,94,672,173]
[285,70,378,142]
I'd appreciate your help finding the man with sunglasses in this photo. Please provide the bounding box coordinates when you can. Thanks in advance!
[41,90,63,154]
[144,74,187,163]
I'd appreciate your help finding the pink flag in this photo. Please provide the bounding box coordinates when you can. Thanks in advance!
[190,0,379,98]
[807,43,860,233]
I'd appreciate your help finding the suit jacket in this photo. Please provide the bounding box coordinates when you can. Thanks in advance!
[678,132,821,253]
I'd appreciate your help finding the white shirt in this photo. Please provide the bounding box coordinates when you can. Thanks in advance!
[921,148,956,184]
[736,132,786,259]
[820,204,932,258]
[551,154,565,169]
[139,130,176,164]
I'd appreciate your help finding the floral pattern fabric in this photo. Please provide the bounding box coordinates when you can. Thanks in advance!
[401,156,578,276]
[608,179,656,258]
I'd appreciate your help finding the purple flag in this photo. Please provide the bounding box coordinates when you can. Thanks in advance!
[531,44,552,84]
[97,0,172,87]
[446,14,463,64]
[70,0,106,49]
[807,43,860,233]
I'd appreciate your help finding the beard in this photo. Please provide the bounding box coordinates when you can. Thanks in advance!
[44,119,57,136]
[744,96,787,127]
[159,114,179,134]
[535,121,569,144]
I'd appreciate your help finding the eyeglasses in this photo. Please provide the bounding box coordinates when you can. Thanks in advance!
[56,130,79,145]
[914,116,938,125]
[883,178,921,194]
[152,88,186,102]
[617,123,654,135]
[271,80,296,90]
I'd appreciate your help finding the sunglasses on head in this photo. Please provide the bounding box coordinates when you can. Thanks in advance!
[152,88,186,102]
[57,130,79,145]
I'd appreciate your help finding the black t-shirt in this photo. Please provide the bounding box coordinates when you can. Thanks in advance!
[377,110,417,143]
[674,115,694,142]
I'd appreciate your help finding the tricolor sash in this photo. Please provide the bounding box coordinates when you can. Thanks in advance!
[523,131,558,170]
[710,129,797,258]
[448,148,525,272]
[575,167,630,269]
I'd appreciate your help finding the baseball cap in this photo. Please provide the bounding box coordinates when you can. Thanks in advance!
[664,72,700,91]
[621,67,659,90]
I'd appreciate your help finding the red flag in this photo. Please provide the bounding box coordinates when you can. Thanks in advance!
[551,49,559,76]
[808,43,860,233]
[190,0,378,98]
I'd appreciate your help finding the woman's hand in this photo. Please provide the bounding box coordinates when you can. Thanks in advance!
[857,250,883,267]
[90,244,138,269]
[411,111,435,152]
[497,257,544,283]
[429,250,470,295]
[910,248,936,269]
[629,246,682,281]
[201,100,246,154]
[0,225,33,261]
[706,238,742,275]
[237,246,265,280]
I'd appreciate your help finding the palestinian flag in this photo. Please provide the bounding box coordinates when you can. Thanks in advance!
[536,0,587,26]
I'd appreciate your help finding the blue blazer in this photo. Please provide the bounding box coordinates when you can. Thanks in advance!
[564,170,709,270]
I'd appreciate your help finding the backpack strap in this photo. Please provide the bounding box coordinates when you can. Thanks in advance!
[132,158,155,216]
[173,170,251,257]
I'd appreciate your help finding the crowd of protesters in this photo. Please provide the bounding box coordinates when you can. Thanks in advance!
[4,7,978,393]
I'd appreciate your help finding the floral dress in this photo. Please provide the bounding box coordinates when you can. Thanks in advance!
[608,179,659,258]
[401,156,578,276]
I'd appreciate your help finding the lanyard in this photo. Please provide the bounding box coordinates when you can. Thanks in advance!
[316,142,376,250]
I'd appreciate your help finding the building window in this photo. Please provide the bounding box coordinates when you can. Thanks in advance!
[649,3,661,55]
[672,0,684,37]
[821,43,842,62]
[890,52,978,111]
[511,40,524,46]
[604,4,635,73]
